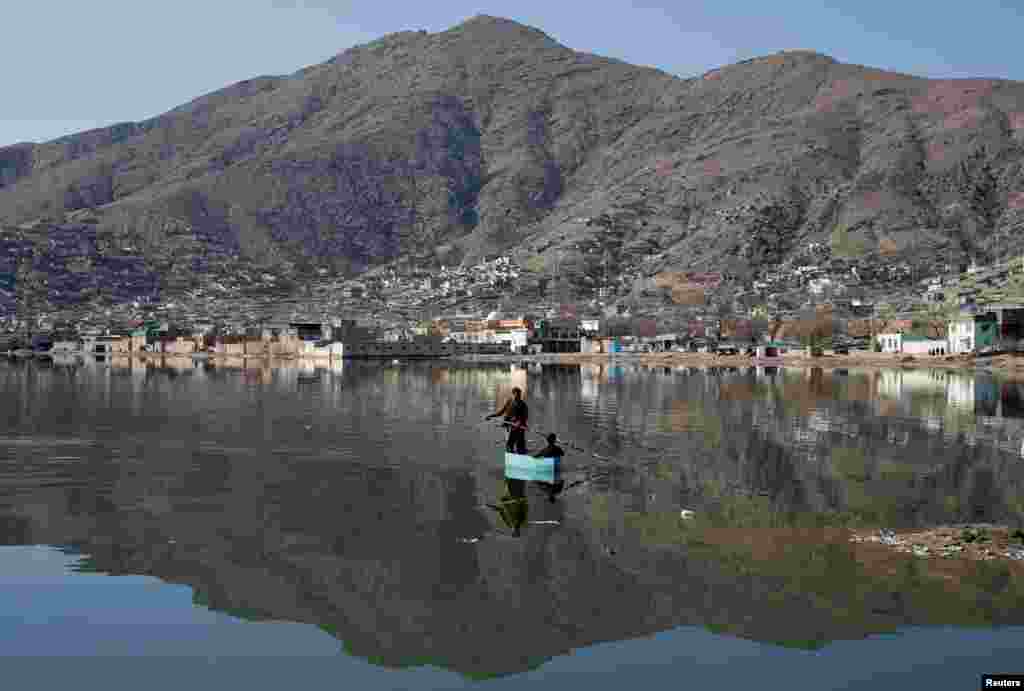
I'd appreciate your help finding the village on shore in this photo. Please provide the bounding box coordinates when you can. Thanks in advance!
[3,248,1024,370]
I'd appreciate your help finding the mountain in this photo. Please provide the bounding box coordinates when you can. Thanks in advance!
[3,14,1024,319]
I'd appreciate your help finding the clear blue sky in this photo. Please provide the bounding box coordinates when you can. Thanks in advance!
[3,0,1020,147]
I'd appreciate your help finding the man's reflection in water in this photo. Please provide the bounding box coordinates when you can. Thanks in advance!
[489,475,567,537]
[490,478,528,536]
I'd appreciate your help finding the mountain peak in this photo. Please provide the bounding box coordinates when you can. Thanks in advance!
[450,14,555,40]
[776,49,835,59]
[728,49,838,68]
[458,14,532,28]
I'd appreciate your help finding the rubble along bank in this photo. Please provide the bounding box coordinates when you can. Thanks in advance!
[850,525,1024,564]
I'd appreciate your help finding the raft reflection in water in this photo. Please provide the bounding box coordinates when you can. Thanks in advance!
[490,454,567,535]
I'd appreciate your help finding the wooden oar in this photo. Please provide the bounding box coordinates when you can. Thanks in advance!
[489,419,578,450]
[491,424,611,462]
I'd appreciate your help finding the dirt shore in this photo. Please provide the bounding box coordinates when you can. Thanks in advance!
[491,350,1024,378]
[34,349,1024,378]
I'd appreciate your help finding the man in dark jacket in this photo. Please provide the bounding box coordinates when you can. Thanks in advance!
[533,433,566,502]
[532,433,564,459]
[486,387,529,453]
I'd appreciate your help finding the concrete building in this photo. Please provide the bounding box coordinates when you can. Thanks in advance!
[244,339,270,356]
[213,337,248,357]
[50,340,80,354]
[580,336,602,354]
[443,319,528,353]
[292,322,332,341]
[334,320,378,344]
[260,323,297,340]
[343,339,456,359]
[298,341,344,358]
[88,335,130,354]
[130,328,147,353]
[754,343,785,359]
[652,333,683,351]
[534,318,581,353]
[158,337,198,355]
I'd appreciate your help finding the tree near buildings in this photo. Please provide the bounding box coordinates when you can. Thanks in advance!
[603,317,631,338]
[655,272,706,307]
[978,267,1024,306]
[913,297,958,339]
[830,223,870,259]
[714,298,733,319]
[878,236,899,258]
[749,317,769,344]
[793,306,836,354]
[620,295,640,317]
[871,302,897,337]
[523,255,546,274]
[559,301,579,319]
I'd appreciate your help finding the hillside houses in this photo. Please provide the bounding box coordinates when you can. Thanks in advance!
[12,226,1024,363]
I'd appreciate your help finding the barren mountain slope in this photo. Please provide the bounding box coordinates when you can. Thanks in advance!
[3,15,1024,315]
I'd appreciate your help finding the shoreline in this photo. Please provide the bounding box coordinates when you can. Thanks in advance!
[9,349,1024,378]
[457,350,1024,378]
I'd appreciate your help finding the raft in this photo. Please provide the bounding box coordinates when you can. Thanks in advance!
[504,452,560,483]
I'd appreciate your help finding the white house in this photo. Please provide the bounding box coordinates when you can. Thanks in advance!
[900,335,947,355]
[50,341,81,354]
[493,328,529,352]
[877,332,902,353]
[808,277,833,296]
[877,332,946,355]
[947,318,976,354]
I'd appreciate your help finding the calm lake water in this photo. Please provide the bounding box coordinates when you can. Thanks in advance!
[1,356,1022,690]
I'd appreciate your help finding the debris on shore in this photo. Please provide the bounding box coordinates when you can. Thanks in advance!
[850,525,1024,563]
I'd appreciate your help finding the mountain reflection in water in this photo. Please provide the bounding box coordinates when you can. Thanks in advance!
[1,358,1023,680]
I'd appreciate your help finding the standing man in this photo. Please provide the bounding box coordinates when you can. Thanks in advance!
[487,386,529,453]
